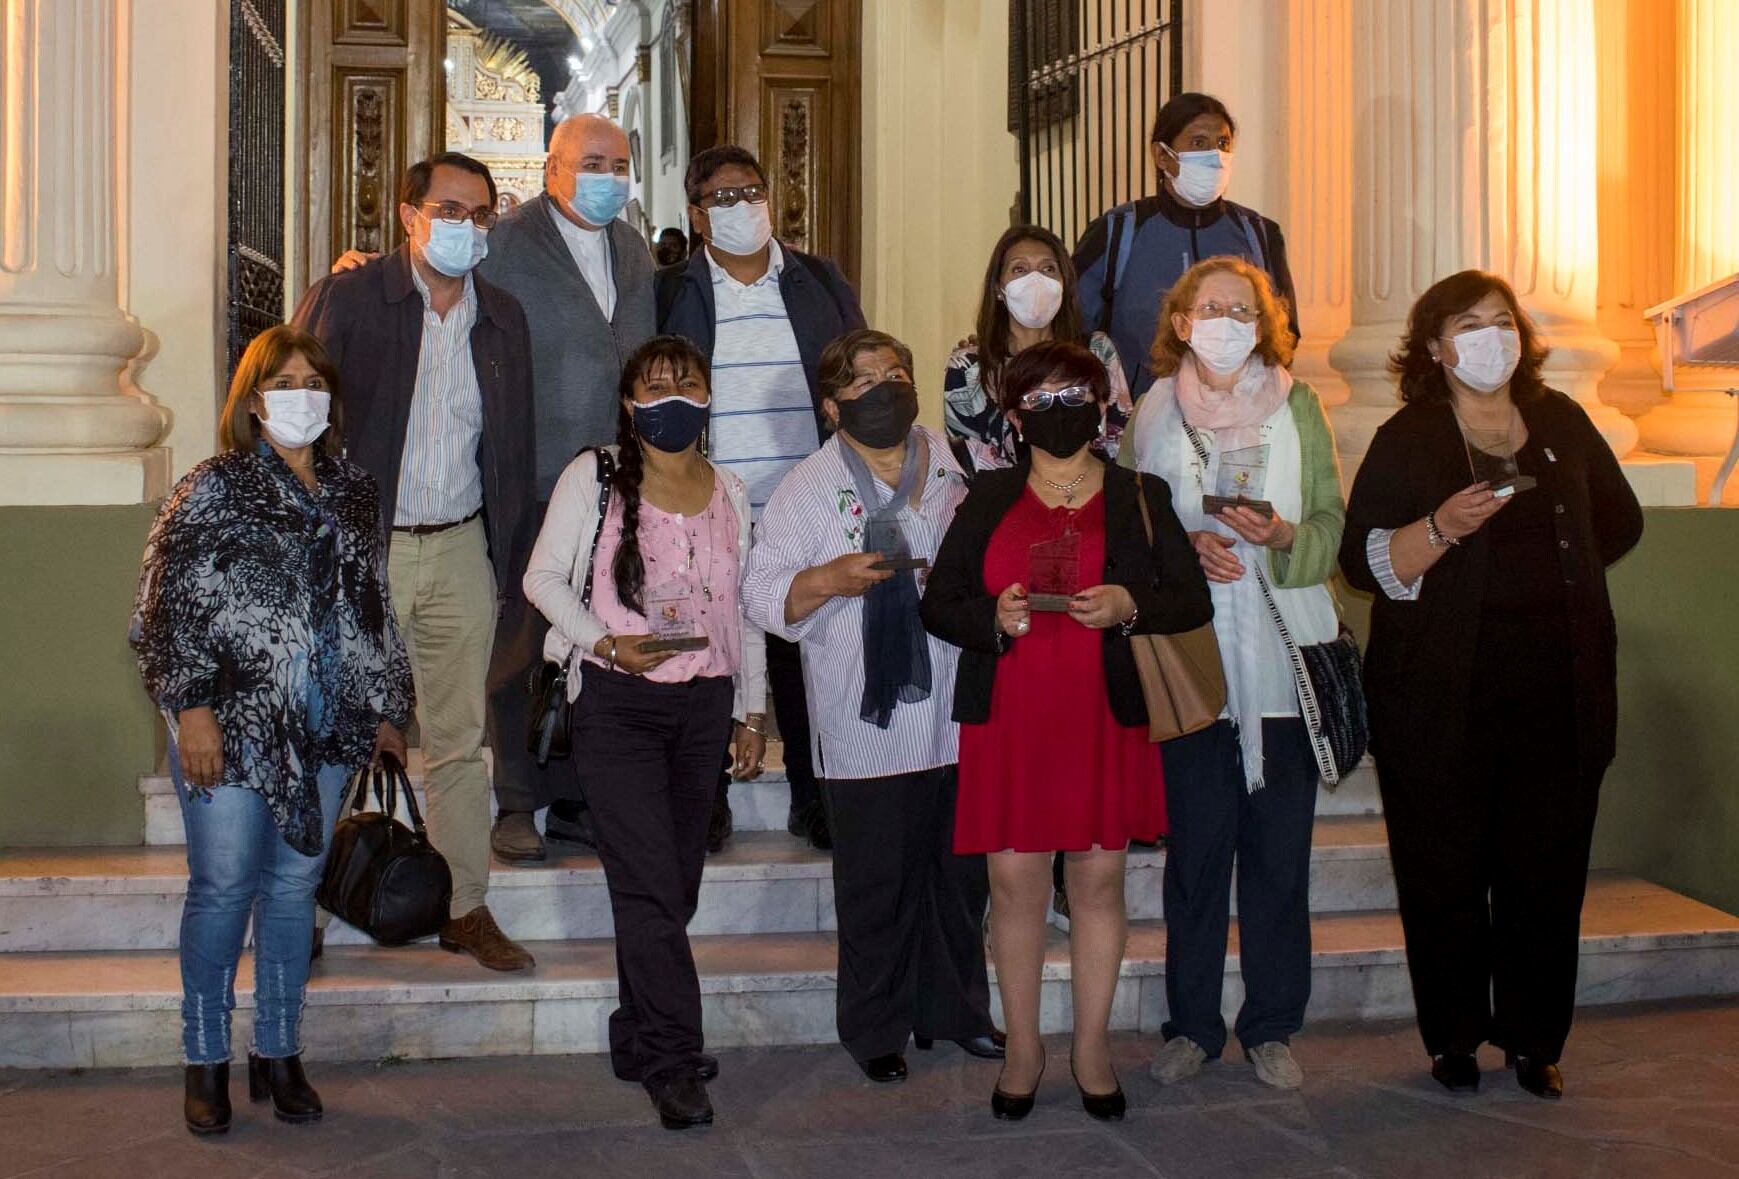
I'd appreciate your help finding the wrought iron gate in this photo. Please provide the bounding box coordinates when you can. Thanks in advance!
[226,0,288,378]
[1011,0,1184,248]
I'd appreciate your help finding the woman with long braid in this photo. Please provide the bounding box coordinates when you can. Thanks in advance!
[524,335,768,1130]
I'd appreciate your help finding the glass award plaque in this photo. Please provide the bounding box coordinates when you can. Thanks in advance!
[639,584,710,653]
[865,516,929,572]
[1461,427,1536,497]
[1027,530,1081,612]
[1202,444,1275,518]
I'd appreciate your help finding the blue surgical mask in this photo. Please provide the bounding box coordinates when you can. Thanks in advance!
[421,217,488,277]
[571,173,630,226]
[632,394,710,453]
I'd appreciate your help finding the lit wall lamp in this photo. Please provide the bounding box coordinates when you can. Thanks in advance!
[1647,273,1739,506]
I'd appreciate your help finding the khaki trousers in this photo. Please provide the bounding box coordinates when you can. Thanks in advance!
[388,517,497,919]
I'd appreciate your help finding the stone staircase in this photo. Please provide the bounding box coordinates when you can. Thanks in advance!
[0,753,1734,1069]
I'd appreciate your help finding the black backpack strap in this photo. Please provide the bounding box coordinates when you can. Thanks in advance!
[579,447,615,610]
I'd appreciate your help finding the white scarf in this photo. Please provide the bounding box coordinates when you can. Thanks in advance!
[1132,367,1339,789]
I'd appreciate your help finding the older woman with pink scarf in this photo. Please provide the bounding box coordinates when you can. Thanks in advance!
[1119,256,1345,1093]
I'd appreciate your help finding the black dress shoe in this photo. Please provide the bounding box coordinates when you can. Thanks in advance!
[1507,1052,1564,1099]
[545,801,598,849]
[645,1069,714,1129]
[915,1031,1006,1059]
[1071,1057,1126,1121]
[806,804,833,851]
[858,1053,908,1083]
[705,795,733,855]
[248,1052,322,1124]
[991,1061,1045,1121]
[1430,1052,1481,1093]
[184,1062,231,1136]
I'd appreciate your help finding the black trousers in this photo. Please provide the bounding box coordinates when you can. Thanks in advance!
[766,633,819,813]
[1161,717,1317,1058]
[822,766,994,1063]
[572,665,734,1082]
[1380,629,1599,1065]
[487,502,584,814]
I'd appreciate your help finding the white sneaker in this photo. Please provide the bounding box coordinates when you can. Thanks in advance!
[1149,1035,1207,1085]
[1248,1041,1304,1090]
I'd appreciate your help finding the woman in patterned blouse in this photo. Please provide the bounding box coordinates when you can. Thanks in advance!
[131,325,413,1136]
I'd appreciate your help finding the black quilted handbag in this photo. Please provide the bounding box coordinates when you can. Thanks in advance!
[317,754,452,945]
[1298,627,1370,780]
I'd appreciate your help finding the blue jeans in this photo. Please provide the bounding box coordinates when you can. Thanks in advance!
[171,739,350,1064]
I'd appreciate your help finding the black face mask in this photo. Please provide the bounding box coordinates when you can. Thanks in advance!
[836,379,919,449]
[1020,401,1102,458]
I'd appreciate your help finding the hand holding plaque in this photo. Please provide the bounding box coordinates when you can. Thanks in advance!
[639,584,711,654]
[1202,443,1275,518]
[1027,530,1081,612]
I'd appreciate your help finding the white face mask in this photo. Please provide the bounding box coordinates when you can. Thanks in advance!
[1443,325,1521,394]
[259,388,331,449]
[1002,271,1064,330]
[1165,146,1232,208]
[706,200,773,256]
[1187,315,1258,375]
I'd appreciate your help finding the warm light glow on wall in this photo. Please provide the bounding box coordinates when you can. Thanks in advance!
[1676,0,1739,291]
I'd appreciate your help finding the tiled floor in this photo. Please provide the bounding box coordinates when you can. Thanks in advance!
[1,998,1735,1178]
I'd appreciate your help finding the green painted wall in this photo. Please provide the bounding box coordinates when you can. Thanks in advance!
[0,505,158,847]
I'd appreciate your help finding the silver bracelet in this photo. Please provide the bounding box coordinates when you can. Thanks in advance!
[1424,512,1460,549]
[1119,603,1140,636]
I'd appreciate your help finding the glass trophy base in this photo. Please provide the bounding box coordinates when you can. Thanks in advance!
[1203,494,1275,518]
[1490,475,1538,498]
[640,635,711,653]
[871,556,929,571]
[1028,593,1075,612]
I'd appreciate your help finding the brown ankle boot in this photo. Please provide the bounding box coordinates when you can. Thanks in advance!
[439,905,535,972]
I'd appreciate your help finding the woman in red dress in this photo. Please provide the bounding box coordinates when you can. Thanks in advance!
[922,341,1212,1122]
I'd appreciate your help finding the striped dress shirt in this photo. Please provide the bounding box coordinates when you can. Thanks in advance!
[741,428,969,781]
[394,267,484,526]
[705,240,819,521]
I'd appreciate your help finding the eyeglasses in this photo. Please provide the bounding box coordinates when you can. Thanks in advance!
[700,184,769,209]
[418,201,499,230]
[1019,385,1095,411]
[1190,301,1261,324]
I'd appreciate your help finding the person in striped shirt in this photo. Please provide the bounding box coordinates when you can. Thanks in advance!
[658,145,866,854]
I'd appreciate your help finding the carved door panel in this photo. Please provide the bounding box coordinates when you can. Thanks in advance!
[692,0,861,284]
[295,0,445,297]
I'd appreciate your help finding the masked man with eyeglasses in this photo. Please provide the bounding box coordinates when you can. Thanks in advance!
[656,145,867,856]
[294,152,539,972]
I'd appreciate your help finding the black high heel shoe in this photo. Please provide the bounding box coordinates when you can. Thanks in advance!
[991,1059,1045,1120]
[184,1062,231,1136]
[914,1030,1007,1059]
[248,1052,323,1124]
[1070,1056,1126,1121]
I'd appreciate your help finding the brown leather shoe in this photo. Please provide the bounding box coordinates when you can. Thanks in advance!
[439,905,535,972]
[490,811,546,864]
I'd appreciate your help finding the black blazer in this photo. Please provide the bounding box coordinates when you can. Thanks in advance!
[1339,391,1644,780]
[921,461,1213,727]
[292,245,538,596]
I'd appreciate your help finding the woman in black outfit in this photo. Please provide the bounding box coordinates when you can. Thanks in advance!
[1339,270,1643,1100]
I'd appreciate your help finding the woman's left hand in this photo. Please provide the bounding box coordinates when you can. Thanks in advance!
[732,721,767,780]
[1068,584,1137,629]
[373,720,408,768]
[1216,506,1296,551]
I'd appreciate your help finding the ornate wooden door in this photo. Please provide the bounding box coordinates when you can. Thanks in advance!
[294,0,445,297]
[692,0,861,284]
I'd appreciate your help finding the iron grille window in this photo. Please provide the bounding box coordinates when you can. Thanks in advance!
[227,0,288,379]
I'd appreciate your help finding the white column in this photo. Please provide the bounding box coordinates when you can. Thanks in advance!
[1636,0,1739,461]
[0,0,170,505]
[1283,0,1353,417]
[1329,0,1635,472]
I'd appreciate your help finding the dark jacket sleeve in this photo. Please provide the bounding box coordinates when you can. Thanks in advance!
[1575,403,1645,566]
[920,484,1005,656]
[1127,473,1213,635]
[290,274,349,370]
[822,256,866,332]
[1262,215,1302,344]
[1338,417,1422,595]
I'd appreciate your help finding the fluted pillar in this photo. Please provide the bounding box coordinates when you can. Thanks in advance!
[1283,0,1352,419]
[1636,0,1739,460]
[1329,0,1635,472]
[0,0,170,505]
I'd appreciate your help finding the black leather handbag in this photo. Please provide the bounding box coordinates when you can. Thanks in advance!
[527,447,615,767]
[317,754,452,945]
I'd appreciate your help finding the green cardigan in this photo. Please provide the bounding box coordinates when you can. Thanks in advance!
[1118,380,1345,590]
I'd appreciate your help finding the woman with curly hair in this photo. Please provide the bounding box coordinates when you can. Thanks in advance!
[1340,270,1642,1099]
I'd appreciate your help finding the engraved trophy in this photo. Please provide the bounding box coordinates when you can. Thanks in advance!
[639,583,710,653]
[1027,528,1082,612]
[866,516,928,573]
[1461,426,1537,497]
[1202,443,1275,518]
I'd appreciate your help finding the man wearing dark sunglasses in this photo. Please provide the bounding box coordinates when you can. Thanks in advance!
[656,145,867,855]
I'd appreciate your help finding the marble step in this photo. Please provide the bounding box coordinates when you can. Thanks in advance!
[0,818,1397,953]
[0,873,1732,1070]
[136,750,1384,845]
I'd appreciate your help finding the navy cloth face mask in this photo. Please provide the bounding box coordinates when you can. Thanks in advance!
[633,394,710,452]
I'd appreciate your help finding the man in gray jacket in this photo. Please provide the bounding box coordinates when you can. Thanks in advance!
[481,114,658,862]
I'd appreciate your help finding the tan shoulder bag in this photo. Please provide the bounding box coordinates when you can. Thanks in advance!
[1129,474,1227,742]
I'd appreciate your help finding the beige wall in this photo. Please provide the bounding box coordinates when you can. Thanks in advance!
[126,0,228,481]
[860,0,1020,426]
